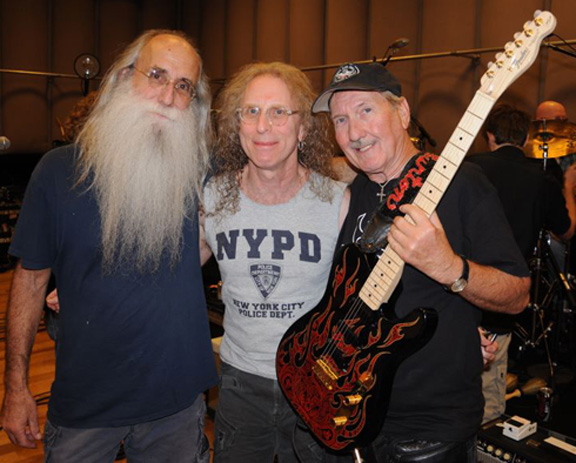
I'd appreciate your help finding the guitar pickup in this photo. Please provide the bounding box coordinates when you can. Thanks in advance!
[312,357,340,390]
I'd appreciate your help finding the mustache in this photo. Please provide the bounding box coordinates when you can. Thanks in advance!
[349,139,373,150]
[138,99,182,121]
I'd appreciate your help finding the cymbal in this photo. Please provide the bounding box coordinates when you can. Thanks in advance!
[525,119,576,159]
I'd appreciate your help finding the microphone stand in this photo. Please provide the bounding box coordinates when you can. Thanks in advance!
[410,116,437,149]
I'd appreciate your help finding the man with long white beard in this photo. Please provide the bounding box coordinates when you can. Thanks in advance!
[0,30,217,463]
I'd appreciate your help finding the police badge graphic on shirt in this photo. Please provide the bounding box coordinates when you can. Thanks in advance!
[250,263,281,299]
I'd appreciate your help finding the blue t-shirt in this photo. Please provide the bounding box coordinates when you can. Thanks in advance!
[10,145,217,428]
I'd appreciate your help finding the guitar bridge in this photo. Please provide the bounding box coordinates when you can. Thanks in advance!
[312,357,340,390]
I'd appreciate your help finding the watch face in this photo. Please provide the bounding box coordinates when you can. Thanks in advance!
[451,278,468,293]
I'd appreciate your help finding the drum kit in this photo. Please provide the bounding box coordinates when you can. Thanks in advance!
[514,117,576,382]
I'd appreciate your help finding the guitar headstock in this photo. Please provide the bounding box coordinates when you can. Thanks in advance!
[480,10,556,99]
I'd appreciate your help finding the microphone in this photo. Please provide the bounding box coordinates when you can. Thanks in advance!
[390,37,410,50]
[410,117,437,148]
[0,136,11,151]
[382,37,410,66]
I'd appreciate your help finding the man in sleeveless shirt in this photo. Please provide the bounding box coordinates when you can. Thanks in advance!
[311,62,530,463]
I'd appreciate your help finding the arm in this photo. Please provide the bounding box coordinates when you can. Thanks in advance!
[1,261,51,448]
[388,204,530,314]
[45,289,59,312]
[198,207,213,266]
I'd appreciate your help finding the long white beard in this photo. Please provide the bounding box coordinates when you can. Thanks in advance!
[78,83,205,274]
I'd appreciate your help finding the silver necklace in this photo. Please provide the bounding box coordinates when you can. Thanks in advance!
[376,179,391,202]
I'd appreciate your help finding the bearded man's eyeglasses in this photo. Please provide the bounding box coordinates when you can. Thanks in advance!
[133,66,197,104]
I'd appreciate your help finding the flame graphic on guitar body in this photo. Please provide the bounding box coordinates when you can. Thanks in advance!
[276,245,437,451]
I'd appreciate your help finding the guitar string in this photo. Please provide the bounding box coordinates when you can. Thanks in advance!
[321,282,373,367]
[320,179,395,367]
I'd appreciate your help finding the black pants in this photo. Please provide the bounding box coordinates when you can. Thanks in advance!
[293,422,475,463]
[363,436,477,463]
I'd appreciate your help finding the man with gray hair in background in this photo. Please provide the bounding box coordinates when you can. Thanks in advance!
[0,30,217,462]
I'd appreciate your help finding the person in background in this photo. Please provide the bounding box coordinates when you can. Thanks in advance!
[61,91,100,144]
[468,103,576,423]
[1,30,216,463]
[536,100,568,121]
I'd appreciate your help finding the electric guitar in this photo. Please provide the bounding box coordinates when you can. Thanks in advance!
[276,10,557,453]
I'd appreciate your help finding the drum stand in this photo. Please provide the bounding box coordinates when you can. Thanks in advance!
[514,233,576,390]
[514,135,576,384]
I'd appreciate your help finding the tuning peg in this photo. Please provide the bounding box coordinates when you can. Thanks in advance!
[514,32,521,40]
[534,10,544,26]
[523,21,535,35]
[495,52,503,60]
[485,63,495,78]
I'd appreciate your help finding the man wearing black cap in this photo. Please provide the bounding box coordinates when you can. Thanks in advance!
[311,62,530,462]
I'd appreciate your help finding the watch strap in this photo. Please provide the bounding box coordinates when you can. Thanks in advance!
[444,254,469,292]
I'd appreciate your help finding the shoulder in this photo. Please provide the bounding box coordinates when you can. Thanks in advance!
[466,152,493,166]
[349,172,372,191]
[202,177,219,212]
[39,144,79,166]
[447,161,498,203]
[322,175,347,195]
[29,144,79,186]
[458,160,492,181]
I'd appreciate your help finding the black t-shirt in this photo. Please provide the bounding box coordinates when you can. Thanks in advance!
[468,146,570,260]
[10,145,218,427]
[338,158,528,441]
[468,146,570,333]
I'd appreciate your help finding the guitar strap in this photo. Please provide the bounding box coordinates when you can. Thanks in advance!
[358,152,439,253]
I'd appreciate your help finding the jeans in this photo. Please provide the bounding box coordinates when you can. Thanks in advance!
[43,394,209,463]
[213,362,299,463]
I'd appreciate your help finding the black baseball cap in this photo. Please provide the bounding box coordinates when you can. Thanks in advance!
[312,62,402,113]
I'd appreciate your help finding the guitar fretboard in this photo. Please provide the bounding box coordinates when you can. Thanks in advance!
[359,90,496,310]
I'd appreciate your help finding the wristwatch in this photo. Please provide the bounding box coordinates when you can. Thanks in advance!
[446,254,469,293]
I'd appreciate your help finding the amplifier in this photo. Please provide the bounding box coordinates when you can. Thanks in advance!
[477,417,576,462]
